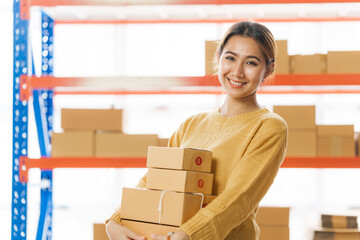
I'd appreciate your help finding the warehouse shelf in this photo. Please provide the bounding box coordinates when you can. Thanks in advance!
[19,156,360,183]
[54,17,360,25]
[12,0,360,239]
[29,0,360,6]
[19,156,147,183]
[20,74,360,100]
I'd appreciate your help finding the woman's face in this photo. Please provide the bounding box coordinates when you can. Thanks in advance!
[218,35,268,101]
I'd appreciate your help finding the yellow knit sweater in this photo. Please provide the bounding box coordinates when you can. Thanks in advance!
[110,108,287,240]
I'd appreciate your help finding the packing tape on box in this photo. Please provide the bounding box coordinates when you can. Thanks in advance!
[158,190,205,224]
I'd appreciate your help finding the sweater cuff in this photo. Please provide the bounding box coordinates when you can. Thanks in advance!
[180,212,218,240]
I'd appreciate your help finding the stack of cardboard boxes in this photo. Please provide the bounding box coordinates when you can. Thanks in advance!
[256,207,290,240]
[52,108,167,157]
[273,105,317,157]
[313,214,360,240]
[110,146,215,239]
[277,40,360,74]
[273,105,356,157]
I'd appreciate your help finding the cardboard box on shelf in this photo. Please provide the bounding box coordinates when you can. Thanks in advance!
[146,168,213,195]
[120,188,215,226]
[158,138,169,147]
[273,105,316,130]
[51,131,94,157]
[205,40,218,75]
[327,51,360,74]
[321,214,358,229]
[290,54,327,74]
[61,108,123,131]
[122,220,178,239]
[313,228,360,240]
[275,40,290,74]
[93,223,109,240]
[95,133,158,157]
[316,125,355,157]
[256,207,290,227]
[259,226,289,240]
[287,130,317,157]
[147,147,212,173]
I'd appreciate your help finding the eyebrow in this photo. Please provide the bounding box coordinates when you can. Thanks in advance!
[224,51,262,62]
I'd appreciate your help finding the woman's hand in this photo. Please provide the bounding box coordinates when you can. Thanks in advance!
[151,230,190,240]
[106,219,146,240]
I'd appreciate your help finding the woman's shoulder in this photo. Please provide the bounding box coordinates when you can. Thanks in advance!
[258,109,288,132]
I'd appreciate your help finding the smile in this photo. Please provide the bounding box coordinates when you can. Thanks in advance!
[228,78,247,86]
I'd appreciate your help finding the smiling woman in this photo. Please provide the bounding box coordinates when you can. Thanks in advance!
[106,21,288,240]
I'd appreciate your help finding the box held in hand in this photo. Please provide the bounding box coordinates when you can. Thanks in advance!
[146,168,213,195]
[120,188,215,226]
[147,147,212,173]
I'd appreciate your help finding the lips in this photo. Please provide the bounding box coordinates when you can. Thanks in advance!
[227,77,247,88]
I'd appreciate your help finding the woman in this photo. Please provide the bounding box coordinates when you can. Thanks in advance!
[106,21,288,240]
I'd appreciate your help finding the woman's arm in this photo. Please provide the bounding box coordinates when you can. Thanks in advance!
[179,126,288,239]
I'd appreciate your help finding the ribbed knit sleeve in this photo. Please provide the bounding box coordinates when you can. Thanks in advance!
[180,124,287,239]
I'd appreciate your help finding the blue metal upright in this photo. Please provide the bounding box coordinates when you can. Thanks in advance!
[12,0,29,239]
[33,12,55,240]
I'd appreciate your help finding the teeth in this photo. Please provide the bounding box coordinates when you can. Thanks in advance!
[229,79,246,86]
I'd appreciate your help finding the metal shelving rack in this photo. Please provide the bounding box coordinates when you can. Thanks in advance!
[12,0,360,239]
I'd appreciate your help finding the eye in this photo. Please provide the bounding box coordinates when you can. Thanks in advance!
[225,56,235,61]
[246,61,258,66]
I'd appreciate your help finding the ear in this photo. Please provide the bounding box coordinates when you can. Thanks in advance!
[264,62,275,79]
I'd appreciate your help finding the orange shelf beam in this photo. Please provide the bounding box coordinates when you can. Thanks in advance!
[30,0,360,6]
[19,156,147,183]
[20,74,360,100]
[55,17,360,25]
[53,89,360,95]
[20,156,360,183]
[281,157,360,168]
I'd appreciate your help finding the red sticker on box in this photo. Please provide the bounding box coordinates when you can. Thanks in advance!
[198,179,204,188]
[195,157,202,166]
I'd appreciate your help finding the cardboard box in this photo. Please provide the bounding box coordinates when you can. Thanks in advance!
[146,168,213,195]
[327,51,360,74]
[158,138,169,147]
[287,130,317,157]
[122,220,178,239]
[259,226,289,240]
[290,54,326,74]
[93,223,109,240]
[95,133,158,157]
[317,125,355,157]
[51,131,94,157]
[313,229,360,240]
[275,40,290,74]
[205,41,218,75]
[121,188,215,226]
[256,207,290,227]
[273,105,316,130]
[61,108,123,131]
[147,147,212,173]
[322,214,358,229]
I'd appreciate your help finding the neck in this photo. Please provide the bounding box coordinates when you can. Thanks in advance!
[219,95,261,117]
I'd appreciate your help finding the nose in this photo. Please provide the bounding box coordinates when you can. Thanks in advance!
[232,62,245,78]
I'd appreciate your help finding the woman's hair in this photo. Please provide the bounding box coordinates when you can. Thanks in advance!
[214,21,276,78]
